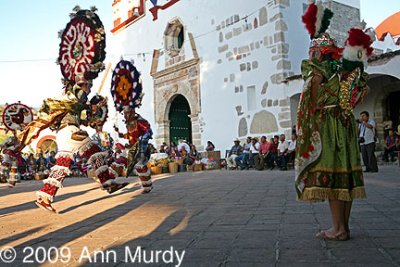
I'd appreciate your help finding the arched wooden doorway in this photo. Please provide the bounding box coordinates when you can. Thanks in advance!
[168,95,192,145]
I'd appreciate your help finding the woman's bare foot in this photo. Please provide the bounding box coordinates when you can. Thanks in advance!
[316,229,349,241]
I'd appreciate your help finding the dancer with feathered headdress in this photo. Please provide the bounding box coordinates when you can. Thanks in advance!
[295,0,375,240]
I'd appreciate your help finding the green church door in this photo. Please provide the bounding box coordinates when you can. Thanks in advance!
[169,95,192,145]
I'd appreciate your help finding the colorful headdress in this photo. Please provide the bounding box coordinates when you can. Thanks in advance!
[302,1,339,60]
[342,28,375,66]
[2,102,33,132]
[302,0,334,40]
[58,6,106,84]
[110,60,144,112]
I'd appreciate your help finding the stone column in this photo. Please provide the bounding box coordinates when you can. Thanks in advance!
[155,120,170,148]
[189,114,203,151]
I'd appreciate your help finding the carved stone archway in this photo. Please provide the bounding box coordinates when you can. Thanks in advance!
[153,81,202,149]
[151,18,202,149]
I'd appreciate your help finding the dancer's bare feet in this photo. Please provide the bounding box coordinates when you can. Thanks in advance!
[316,229,349,241]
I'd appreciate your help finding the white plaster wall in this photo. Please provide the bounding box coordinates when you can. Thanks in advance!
[368,57,400,80]
[111,0,294,151]
[281,0,309,76]
[109,0,360,151]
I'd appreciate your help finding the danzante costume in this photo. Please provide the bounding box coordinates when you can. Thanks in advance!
[14,6,128,212]
[111,59,154,194]
[0,102,33,187]
[295,1,374,201]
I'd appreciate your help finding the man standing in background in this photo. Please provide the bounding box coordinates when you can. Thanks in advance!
[359,111,378,172]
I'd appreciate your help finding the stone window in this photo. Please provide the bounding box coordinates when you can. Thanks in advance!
[164,19,184,55]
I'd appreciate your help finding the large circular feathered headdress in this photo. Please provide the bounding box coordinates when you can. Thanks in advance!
[2,102,33,132]
[110,60,144,112]
[58,6,106,84]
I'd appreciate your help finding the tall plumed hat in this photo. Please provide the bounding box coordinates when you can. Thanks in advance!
[342,27,375,66]
[302,0,334,40]
[302,0,340,60]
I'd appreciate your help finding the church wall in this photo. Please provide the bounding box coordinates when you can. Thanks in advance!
[110,0,361,151]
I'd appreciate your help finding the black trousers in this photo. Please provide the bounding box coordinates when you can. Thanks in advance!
[361,143,378,172]
[383,146,397,161]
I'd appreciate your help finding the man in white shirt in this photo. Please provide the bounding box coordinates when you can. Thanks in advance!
[358,111,378,172]
[249,137,260,168]
[277,134,289,170]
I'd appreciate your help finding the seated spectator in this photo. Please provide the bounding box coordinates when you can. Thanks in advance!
[265,136,279,169]
[169,141,178,158]
[205,141,215,152]
[249,137,260,168]
[235,136,252,170]
[178,140,191,157]
[227,139,243,169]
[46,151,56,170]
[286,133,297,163]
[189,144,199,162]
[383,116,393,138]
[25,153,36,180]
[277,134,289,170]
[383,129,399,162]
[148,143,158,154]
[159,144,166,153]
[36,152,47,173]
[181,146,194,166]
[162,142,169,154]
[254,136,269,170]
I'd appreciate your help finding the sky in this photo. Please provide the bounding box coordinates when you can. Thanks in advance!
[0,0,399,108]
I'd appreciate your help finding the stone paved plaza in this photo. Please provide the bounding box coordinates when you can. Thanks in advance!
[0,166,399,267]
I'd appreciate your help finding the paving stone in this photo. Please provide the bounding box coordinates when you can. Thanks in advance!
[0,166,399,266]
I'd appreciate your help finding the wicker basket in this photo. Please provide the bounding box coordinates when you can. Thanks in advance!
[151,166,162,175]
[35,173,47,180]
[169,162,179,173]
[193,163,203,171]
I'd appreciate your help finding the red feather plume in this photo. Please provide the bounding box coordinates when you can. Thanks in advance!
[346,28,373,56]
[302,3,318,39]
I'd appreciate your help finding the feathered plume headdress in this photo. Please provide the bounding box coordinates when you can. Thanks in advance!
[302,0,334,39]
[342,27,375,66]
[302,0,339,61]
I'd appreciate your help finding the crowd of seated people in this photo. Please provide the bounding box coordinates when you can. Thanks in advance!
[227,133,297,171]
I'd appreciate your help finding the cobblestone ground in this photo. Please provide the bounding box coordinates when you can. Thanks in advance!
[0,166,399,267]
